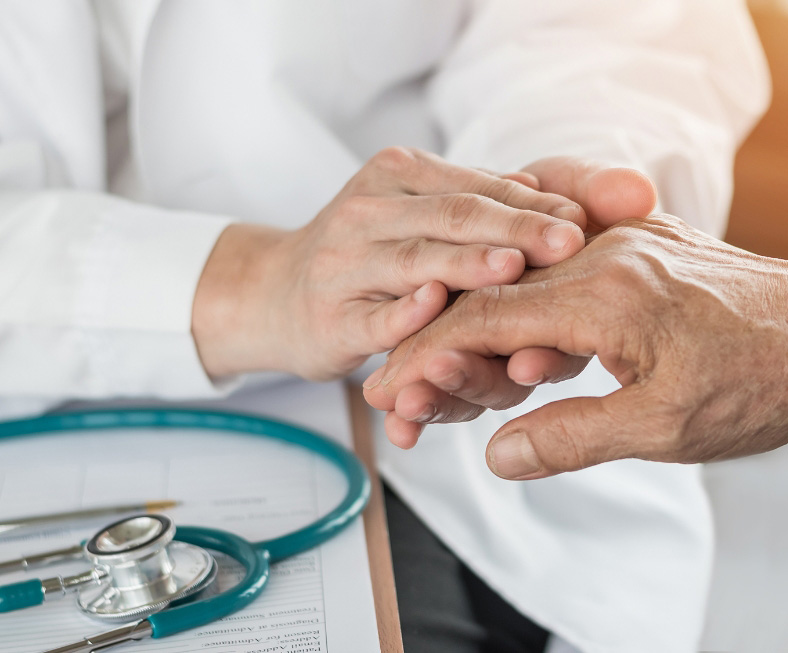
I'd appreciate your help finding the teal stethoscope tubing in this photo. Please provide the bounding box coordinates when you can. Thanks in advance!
[0,408,371,638]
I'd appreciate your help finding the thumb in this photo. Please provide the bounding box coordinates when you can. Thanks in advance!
[486,385,652,479]
[515,157,657,231]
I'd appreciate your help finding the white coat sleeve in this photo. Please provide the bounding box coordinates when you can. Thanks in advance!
[0,2,232,402]
[429,0,770,238]
[0,191,232,400]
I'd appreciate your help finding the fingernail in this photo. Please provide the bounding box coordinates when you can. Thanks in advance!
[413,283,432,303]
[414,404,437,423]
[363,367,385,389]
[514,373,545,387]
[545,222,580,251]
[381,360,403,386]
[489,432,541,479]
[486,248,517,273]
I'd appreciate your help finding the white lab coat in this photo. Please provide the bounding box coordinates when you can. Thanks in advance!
[0,1,771,651]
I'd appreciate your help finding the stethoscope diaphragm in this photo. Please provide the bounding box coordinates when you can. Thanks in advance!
[76,514,217,622]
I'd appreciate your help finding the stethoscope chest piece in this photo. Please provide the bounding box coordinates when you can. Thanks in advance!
[77,514,216,622]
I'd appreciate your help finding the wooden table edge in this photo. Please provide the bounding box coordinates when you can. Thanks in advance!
[347,383,405,653]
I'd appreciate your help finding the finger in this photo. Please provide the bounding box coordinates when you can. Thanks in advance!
[378,194,585,268]
[365,352,524,417]
[365,283,593,402]
[356,280,448,353]
[423,162,585,225]
[387,350,584,428]
[362,147,585,225]
[370,240,525,294]
[507,347,591,386]
[500,171,540,191]
[486,385,653,480]
[519,157,657,232]
[394,380,487,424]
[471,168,541,192]
[363,364,396,410]
[384,410,425,449]
[423,350,531,410]
[366,345,587,416]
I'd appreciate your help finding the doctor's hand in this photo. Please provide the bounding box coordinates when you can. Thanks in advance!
[192,147,588,380]
[365,214,788,478]
[364,156,657,446]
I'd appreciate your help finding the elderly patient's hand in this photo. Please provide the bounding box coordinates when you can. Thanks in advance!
[365,215,788,479]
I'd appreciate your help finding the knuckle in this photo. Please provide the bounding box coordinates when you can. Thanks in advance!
[440,193,489,238]
[595,223,635,248]
[347,173,374,195]
[591,245,664,316]
[369,146,418,175]
[598,252,635,282]
[504,210,539,246]
[394,238,428,279]
[599,213,686,249]
[452,243,485,273]
[641,213,698,246]
[644,212,683,230]
[589,231,639,278]
[476,177,521,206]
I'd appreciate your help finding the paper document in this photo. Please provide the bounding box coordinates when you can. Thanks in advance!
[0,380,380,653]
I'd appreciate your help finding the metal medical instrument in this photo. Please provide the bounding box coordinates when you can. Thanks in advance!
[0,408,370,653]
[0,500,179,537]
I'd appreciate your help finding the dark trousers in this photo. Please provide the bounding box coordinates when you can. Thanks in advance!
[385,485,550,653]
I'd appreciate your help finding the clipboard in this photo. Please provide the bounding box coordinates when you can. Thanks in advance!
[347,383,404,653]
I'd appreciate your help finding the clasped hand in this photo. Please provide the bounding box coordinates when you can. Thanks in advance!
[193,148,592,380]
[364,212,788,480]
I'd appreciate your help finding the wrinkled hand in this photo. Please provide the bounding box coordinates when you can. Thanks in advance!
[193,147,587,379]
[365,214,788,479]
[364,157,657,446]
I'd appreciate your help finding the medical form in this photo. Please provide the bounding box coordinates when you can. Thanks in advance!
[0,380,381,653]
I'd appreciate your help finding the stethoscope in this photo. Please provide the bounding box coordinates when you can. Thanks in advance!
[0,408,370,653]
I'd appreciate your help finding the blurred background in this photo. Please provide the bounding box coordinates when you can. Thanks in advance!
[726,0,788,256]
